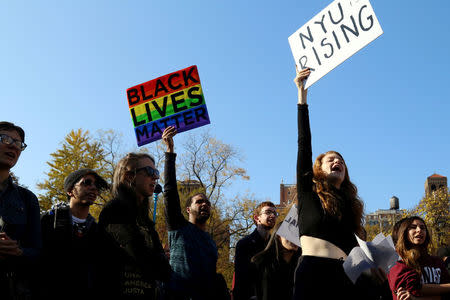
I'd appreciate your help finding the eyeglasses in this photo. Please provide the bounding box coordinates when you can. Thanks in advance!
[261,210,279,217]
[79,178,102,190]
[0,134,27,151]
[136,166,160,178]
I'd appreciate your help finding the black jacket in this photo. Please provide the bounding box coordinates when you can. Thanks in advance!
[253,248,301,300]
[0,177,42,299]
[233,229,267,300]
[40,204,108,300]
[98,187,171,299]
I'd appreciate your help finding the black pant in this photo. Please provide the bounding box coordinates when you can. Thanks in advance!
[293,255,358,300]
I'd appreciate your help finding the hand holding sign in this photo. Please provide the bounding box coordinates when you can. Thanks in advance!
[162,126,177,153]
[294,67,311,105]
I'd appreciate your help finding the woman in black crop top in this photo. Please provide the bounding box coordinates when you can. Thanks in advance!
[292,68,365,299]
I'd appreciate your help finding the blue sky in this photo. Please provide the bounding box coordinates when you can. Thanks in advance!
[2,0,449,214]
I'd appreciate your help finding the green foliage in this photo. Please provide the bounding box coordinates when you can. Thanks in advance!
[37,129,109,211]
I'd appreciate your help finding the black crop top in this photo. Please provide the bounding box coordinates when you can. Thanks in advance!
[297,104,357,255]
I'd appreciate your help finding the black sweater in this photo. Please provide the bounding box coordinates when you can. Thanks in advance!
[297,104,357,255]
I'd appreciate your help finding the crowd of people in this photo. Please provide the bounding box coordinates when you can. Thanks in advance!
[0,69,449,299]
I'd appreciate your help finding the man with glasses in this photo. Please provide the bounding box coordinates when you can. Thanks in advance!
[0,121,41,298]
[233,201,278,300]
[40,169,108,299]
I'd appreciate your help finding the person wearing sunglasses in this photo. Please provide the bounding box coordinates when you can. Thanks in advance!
[39,168,108,299]
[98,152,171,299]
[0,121,41,299]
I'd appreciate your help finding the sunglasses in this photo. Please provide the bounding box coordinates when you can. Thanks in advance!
[79,178,102,190]
[136,166,160,178]
[0,134,27,151]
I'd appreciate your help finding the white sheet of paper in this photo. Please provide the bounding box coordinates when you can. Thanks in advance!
[372,232,386,245]
[276,205,301,247]
[288,0,383,89]
[343,247,376,283]
[371,237,399,272]
[344,233,399,283]
[355,234,375,262]
[386,235,395,249]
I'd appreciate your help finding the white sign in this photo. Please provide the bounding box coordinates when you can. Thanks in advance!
[288,0,383,89]
[276,205,301,247]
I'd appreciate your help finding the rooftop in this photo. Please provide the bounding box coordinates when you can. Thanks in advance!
[428,173,446,178]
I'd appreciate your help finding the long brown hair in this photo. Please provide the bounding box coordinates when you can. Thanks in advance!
[312,151,364,236]
[396,216,431,275]
[112,152,155,196]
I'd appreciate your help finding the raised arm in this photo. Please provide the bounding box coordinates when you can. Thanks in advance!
[162,126,187,230]
[295,68,313,193]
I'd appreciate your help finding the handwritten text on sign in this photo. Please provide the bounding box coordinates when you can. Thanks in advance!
[288,0,383,89]
[127,65,210,146]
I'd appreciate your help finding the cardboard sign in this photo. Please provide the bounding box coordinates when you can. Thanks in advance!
[288,0,383,89]
[276,205,301,247]
[127,65,210,146]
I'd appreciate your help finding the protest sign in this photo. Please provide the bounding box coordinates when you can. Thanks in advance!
[127,65,210,146]
[288,0,383,89]
[276,205,301,247]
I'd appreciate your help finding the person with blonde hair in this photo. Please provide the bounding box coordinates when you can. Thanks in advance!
[292,69,365,299]
[99,150,171,299]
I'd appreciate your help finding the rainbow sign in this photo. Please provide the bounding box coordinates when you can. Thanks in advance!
[127,65,210,146]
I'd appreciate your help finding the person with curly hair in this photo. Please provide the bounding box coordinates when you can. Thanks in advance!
[292,68,366,299]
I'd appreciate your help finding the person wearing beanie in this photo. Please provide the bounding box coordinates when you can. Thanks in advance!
[39,169,109,300]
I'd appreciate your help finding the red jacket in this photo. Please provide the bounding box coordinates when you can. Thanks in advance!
[388,255,450,300]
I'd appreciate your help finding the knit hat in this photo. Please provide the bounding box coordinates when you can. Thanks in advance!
[64,169,108,193]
